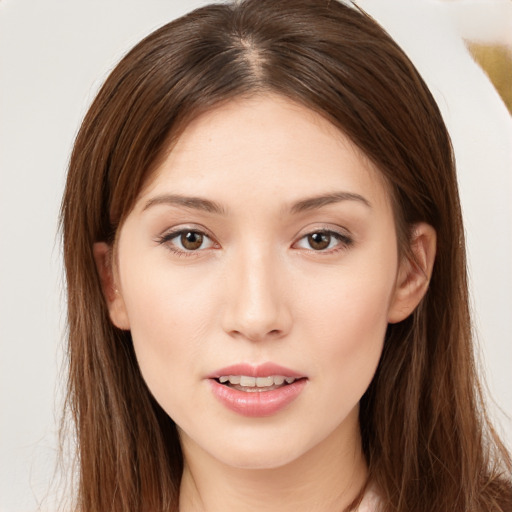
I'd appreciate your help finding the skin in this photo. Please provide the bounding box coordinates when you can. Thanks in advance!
[94,94,436,512]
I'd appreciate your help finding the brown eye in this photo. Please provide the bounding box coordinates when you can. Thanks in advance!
[158,228,216,255]
[307,232,331,250]
[294,229,353,253]
[181,231,204,250]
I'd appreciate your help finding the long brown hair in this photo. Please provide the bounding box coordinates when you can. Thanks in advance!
[60,0,512,510]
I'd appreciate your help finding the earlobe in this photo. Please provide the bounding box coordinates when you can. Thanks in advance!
[388,223,437,324]
[92,242,131,330]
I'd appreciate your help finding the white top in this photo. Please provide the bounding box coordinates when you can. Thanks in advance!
[357,488,382,512]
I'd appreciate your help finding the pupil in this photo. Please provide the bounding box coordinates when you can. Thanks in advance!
[308,232,330,250]
[181,231,203,250]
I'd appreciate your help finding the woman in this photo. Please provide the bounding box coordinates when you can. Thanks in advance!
[60,0,512,510]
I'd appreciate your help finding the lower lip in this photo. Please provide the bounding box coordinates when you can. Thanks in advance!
[208,379,307,417]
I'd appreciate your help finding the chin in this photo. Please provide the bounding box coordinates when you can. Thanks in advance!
[201,425,322,471]
[213,444,305,470]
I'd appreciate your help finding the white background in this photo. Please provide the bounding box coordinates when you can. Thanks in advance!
[1,1,510,510]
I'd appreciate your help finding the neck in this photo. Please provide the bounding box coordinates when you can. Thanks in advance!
[179,409,367,512]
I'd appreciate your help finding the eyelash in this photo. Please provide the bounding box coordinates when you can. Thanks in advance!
[293,229,353,253]
[156,227,353,257]
[156,228,218,257]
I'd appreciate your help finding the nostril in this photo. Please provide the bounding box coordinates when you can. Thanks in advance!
[227,328,283,342]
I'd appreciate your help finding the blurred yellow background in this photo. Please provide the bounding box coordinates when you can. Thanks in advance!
[467,43,512,114]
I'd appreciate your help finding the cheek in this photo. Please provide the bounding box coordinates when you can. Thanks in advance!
[308,279,389,365]
[118,255,217,398]
[298,254,396,404]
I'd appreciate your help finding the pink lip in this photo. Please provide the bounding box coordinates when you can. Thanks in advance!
[207,362,307,417]
[207,362,305,379]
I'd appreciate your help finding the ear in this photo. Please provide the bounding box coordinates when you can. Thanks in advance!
[92,242,131,330]
[388,223,437,324]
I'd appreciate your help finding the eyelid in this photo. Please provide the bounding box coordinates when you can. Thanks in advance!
[155,223,353,256]
[292,226,354,252]
[156,225,219,255]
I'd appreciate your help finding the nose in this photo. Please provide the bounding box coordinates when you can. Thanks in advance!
[221,245,292,342]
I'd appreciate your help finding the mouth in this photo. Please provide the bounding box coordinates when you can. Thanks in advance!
[214,375,305,392]
[207,363,307,416]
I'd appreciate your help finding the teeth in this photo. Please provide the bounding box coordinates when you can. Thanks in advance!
[240,376,256,387]
[217,375,298,387]
[256,376,273,387]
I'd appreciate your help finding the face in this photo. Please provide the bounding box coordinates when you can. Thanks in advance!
[101,95,422,471]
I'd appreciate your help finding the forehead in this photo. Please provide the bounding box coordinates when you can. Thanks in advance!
[137,94,391,213]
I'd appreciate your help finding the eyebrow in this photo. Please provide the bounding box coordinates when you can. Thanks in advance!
[142,191,371,216]
[289,191,371,214]
[143,194,226,215]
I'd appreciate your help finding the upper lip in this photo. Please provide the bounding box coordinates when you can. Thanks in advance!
[207,362,305,379]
